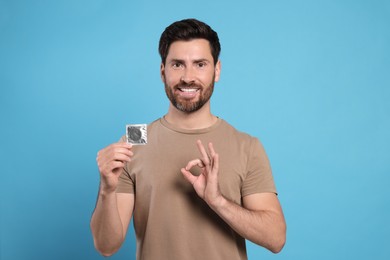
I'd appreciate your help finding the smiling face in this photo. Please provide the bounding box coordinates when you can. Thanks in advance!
[161,39,221,113]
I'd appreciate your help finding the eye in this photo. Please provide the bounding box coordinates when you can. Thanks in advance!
[196,62,207,69]
[171,62,184,69]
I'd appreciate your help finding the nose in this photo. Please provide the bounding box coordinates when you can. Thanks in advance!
[181,67,196,84]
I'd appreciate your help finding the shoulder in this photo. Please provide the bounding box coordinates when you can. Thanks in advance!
[218,119,259,145]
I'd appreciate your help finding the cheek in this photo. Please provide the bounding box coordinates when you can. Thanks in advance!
[199,72,215,84]
[164,71,181,85]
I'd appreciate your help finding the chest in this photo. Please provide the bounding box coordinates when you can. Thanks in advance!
[129,132,248,204]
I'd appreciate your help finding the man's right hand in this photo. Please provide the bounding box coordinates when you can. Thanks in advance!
[92,142,134,256]
[96,142,133,193]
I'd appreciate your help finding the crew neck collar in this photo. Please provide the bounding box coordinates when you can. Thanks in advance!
[160,116,222,134]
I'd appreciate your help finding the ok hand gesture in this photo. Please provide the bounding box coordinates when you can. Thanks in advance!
[181,140,222,207]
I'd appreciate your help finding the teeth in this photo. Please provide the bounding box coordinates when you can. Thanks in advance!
[180,88,197,92]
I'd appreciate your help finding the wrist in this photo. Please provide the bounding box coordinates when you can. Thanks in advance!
[208,194,227,210]
[99,184,117,197]
[99,176,119,194]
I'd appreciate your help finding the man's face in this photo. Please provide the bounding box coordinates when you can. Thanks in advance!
[161,39,221,113]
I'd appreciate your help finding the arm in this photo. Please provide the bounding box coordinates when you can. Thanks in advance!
[211,193,286,253]
[181,140,286,253]
[90,143,134,256]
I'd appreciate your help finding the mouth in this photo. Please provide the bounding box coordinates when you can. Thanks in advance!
[176,87,200,99]
[178,87,199,93]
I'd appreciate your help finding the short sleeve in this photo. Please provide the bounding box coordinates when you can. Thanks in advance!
[115,136,135,194]
[116,166,135,193]
[241,137,276,197]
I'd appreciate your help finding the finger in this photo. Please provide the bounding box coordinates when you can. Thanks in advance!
[203,142,219,179]
[100,161,126,176]
[184,159,205,171]
[97,150,132,165]
[113,153,132,163]
[104,143,132,154]
[208,142,215,156]
[109,143,133,152]
[115,142,133,148]
[108,143,133,155]
[196,140,211,166]
[207,142,215,167]
[211,153,219,175]
[181,168,197,185]
[112,147,134,157]
[99,145,134,160]
[109,160,126,171]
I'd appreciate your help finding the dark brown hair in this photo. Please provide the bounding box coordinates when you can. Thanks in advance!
[158,19,221,65]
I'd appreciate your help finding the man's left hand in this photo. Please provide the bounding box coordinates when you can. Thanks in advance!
[181,140,223,207]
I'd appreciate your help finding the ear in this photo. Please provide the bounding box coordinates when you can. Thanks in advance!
[160,63,165,82]
[214,60,221,82]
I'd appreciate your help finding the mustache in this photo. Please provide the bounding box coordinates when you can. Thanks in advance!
[174,82,202,89]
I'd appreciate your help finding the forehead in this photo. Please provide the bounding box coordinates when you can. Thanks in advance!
[166,39,213,61]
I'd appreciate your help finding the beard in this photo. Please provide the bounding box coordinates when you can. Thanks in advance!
[164,75,215,113]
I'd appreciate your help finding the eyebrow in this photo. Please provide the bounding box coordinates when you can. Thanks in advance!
[169,59,185,64]
[169,58,211,64]
[193,59,211,64]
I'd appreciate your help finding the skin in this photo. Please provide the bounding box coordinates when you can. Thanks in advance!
[161,39,221,129]
[90,39,286,256]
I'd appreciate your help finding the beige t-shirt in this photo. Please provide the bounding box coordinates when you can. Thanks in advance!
[117,117,276,260]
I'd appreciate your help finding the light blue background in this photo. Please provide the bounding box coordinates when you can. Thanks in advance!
[1,0,389,259]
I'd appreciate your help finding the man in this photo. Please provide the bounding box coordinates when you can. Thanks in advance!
[91,18,286,259]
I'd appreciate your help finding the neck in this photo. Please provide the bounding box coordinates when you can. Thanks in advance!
[164,102,217,130]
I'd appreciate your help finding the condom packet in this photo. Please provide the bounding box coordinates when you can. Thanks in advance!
[126,124,147,145]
